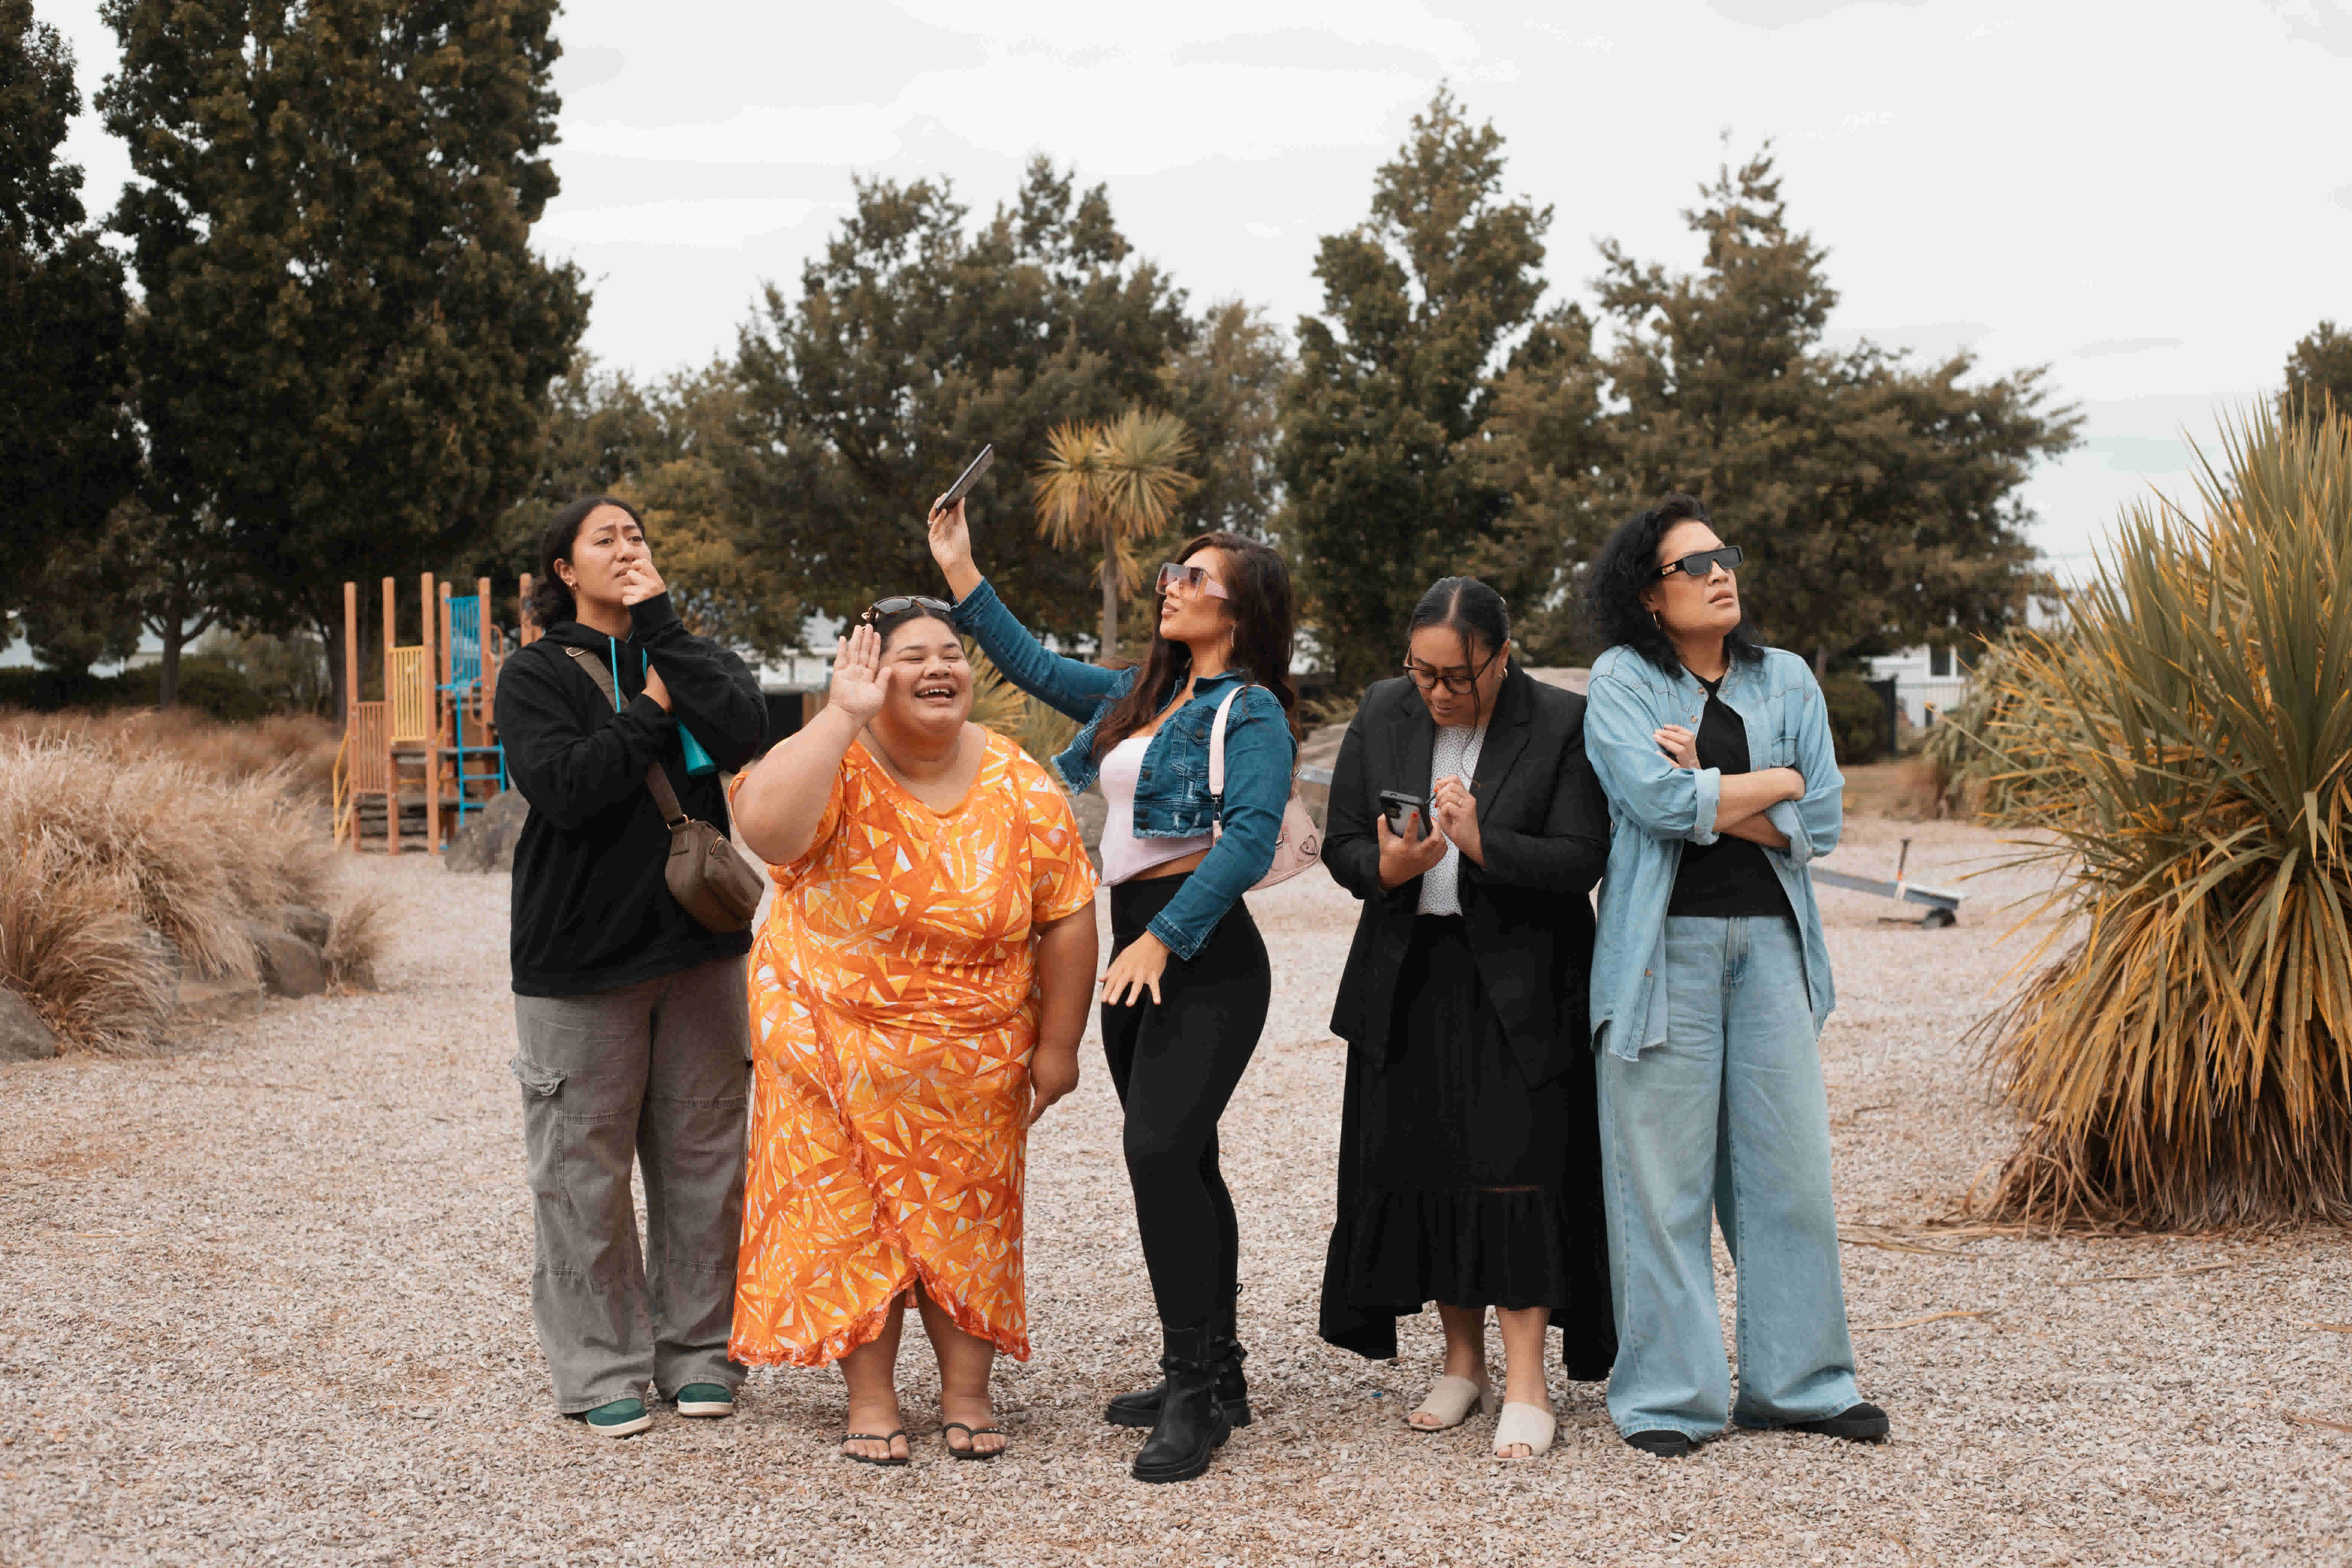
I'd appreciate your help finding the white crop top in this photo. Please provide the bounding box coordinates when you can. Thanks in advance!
[1097,736,1214,886]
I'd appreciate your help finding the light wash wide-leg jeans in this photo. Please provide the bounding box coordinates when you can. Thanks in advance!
[1597,914,1860,1440]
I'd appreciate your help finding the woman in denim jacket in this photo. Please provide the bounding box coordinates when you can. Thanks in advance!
[1581,494,1888,1458]
[929,500,1298,1484]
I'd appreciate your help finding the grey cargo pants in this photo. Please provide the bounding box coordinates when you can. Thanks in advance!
[511,954,750,1412]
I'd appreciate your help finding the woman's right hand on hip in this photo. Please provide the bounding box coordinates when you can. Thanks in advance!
[827,622,889,724]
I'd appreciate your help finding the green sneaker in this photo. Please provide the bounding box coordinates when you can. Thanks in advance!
[674,1383,735,1418]
[580,1397,652,1438]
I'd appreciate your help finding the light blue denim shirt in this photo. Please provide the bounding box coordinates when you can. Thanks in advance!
[948,577,1295,961]
[1583,643,1844,1061]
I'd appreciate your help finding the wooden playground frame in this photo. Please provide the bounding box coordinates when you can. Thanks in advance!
[331,571,540,853]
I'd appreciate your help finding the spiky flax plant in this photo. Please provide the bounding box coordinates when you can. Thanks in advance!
[1966,407,2352,1229]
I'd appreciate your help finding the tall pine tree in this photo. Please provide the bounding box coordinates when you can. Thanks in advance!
[1277,89,1551,692]
[102,0,589,704]
[1583,149,2079,669]
[0,0,137,641]
[726,159,1209,648]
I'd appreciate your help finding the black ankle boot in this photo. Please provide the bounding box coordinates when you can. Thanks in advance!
[1105,1288,1250,1429]
[1131,1324,1231,1484]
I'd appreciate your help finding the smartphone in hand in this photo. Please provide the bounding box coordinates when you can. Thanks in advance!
[1378,790,1426,839]
[933,444,994,514]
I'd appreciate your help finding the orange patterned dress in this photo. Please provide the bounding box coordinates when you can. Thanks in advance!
[730,730,1097,1367]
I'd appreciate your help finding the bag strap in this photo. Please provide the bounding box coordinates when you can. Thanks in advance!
[563,645,690,828]
[1207,683,1247,801]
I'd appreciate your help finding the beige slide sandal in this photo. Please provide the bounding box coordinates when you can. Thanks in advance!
[1408,1375,1498,1430]
[1493,1401,1557,1459]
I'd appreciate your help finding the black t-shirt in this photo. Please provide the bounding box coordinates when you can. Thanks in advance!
[1666,674,1794,920]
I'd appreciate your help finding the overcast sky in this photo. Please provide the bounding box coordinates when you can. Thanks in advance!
[42,0,2352,580]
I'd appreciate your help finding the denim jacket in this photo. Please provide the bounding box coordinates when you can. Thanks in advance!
[1583,643,1844,1062]
[948,577,1296,961]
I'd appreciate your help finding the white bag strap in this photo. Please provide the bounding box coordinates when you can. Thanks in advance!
[1207,683,1247,800]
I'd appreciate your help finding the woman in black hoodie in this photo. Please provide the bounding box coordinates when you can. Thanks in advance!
[492,495,767,1439]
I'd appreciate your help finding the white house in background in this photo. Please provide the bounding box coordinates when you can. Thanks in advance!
[1865,644,1972,729]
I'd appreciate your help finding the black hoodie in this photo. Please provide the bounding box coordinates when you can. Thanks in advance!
[492,593,767,996]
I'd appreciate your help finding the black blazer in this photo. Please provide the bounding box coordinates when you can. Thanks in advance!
[1323,666,1608,1088]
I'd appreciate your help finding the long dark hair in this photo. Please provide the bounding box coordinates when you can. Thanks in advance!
[527,494,644,630]
[1585,493,1762,675]
[1092,530,1297,756]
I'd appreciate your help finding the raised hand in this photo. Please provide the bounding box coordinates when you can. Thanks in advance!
[827,622,888,724]
[927,499,981,599]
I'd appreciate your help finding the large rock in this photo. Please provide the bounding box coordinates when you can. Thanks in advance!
[446,788,529,874]
[0,986,60,1061]
[274,904,332,949]
[242,922,327,999]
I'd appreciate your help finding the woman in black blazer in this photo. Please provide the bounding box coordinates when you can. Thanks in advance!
[1317,578,1615,1461]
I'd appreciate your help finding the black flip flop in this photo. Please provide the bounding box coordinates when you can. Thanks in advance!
[941,1421,1009,1461]
[839,1428,910,1466]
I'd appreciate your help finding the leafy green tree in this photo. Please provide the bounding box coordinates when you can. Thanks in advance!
[1580,148,2079,669]
[726,159,1199,649]
[1276,89,1551,692]
[0,0,138,639]
[17,497,259,706]
[2281,320,2352,427]
[101,0,590,710]
[1159,299,1290,538]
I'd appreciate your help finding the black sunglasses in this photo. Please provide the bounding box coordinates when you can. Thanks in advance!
[858,594,953,625]
[1658,545,1743,580]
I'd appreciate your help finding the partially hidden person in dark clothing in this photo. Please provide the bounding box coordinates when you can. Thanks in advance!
[928,497,1299,1485]
[1317,577,1616,1462]
[491,494,768,1440]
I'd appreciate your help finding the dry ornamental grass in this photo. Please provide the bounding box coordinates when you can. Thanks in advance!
[0,720,382,1052]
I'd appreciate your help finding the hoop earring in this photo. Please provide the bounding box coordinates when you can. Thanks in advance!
[1649,609,1663,632]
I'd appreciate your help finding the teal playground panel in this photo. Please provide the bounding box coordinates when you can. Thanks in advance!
[440,593,506,833]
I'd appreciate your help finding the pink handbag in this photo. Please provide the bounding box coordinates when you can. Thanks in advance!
[1208,684,1322,891]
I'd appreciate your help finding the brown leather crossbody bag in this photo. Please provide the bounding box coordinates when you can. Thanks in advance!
[562,645,763,933]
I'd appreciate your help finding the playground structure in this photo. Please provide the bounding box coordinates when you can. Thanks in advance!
[331,572,541,853]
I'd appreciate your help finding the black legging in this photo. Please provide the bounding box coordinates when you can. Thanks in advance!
[1103,872,1272,1331]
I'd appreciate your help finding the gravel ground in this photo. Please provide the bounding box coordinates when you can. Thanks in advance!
[3,819,2348,1566]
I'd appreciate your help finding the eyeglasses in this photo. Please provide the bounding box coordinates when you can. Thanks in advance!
[1156,562,1230,600]
[858,595,953,625]
[1658,545,1743,580]
[1401,643,1502,695]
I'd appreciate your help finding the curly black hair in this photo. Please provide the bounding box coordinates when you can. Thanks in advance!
[1585,493,1762,675]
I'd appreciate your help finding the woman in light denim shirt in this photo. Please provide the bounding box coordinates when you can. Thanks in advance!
[929,500,1298,1484]
[1581,494,1888,1458]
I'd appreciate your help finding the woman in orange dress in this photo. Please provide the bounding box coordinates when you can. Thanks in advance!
[729,598,1099,1463]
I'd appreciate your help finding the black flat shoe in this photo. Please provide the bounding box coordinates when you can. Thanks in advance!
[1785,1402,1890,1442]
[1624,1429,1694,1458]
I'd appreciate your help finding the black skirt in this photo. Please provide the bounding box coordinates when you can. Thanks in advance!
[1317,915,1615,1376]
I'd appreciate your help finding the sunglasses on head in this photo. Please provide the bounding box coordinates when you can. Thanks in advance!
[1658,545,1743,580]
[1156,561,1230,600]
[858,594,953,625]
